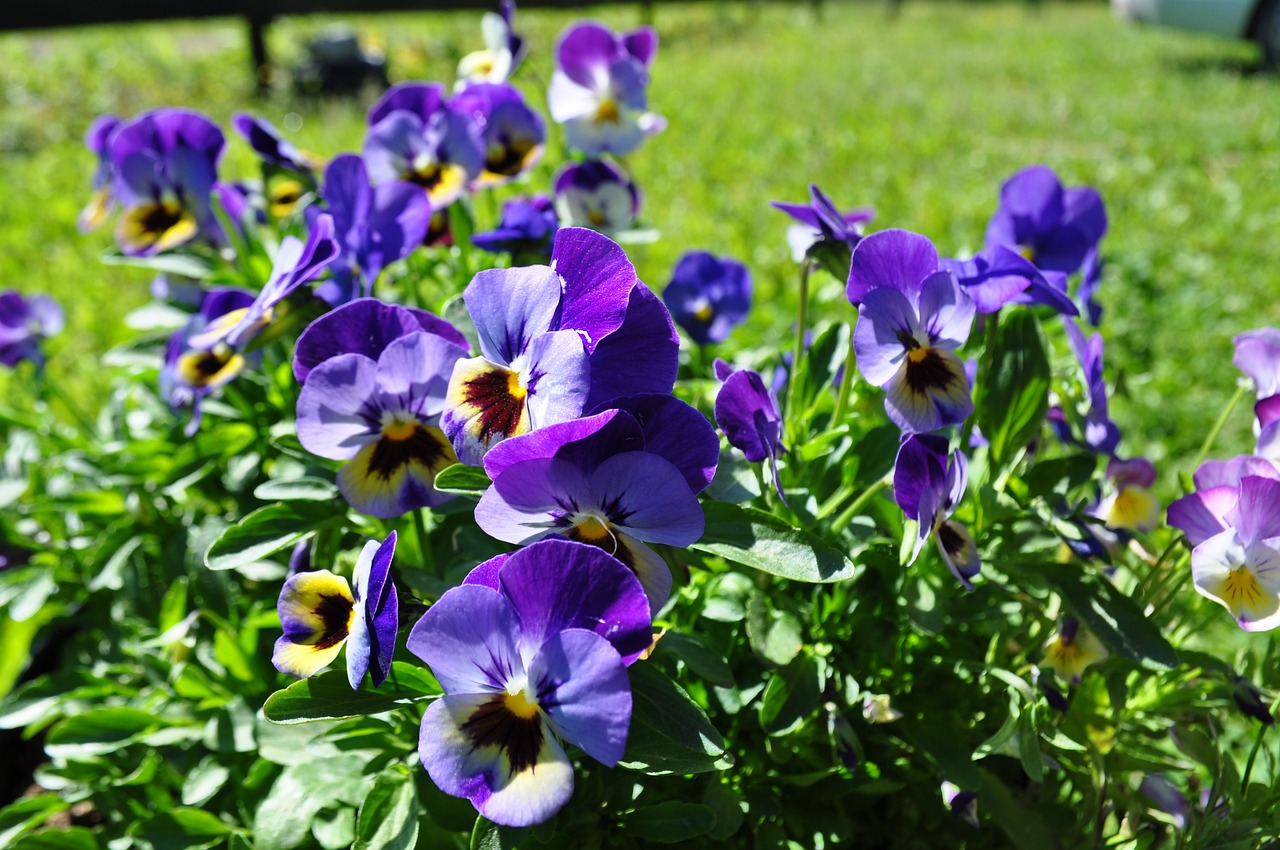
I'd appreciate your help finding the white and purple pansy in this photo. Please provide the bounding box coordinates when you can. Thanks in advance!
[456,0,527,85]
[273,532,399,689]
[552,159,640,232]
[442,227,678,466]
[850,229,976,434]
[984,164,1107,277]
[547,21,665,156]
[772,183,873,277]
[475,397,717,610]
[408,538,651,826]
[893,434,981,590]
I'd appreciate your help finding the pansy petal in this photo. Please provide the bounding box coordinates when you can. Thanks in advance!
[1168,486,1237,548]
[553,227,640,352]
[296,354,380,460]
[273,570,354,678]
[407,584,523,693]
[1193,531,1280,631]
[483,409,643,482]
[1234,328,1280,399]
[589,452,704,546]
[465,266,563,364]
[854,286,921,387]
[295,298,468,383]
[337,424,456,518]
[555,22,622,88]
[476,457,593,544]
[917,271,975,348]
[523,330,591,430]
[1233,476,1280,544]
[1193,456,1280,490]
[882,349,973,434]
[714,369,783,464]
[581,283,680,411]
[936,519,981,591]
[375,332,468,420]
[846,229,939,304]
[893,434,950,521]
[600,394,720,494]
[612,532,675,613]
[530,628,631,765]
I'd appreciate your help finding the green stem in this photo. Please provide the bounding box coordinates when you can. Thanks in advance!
[1191,383,1249,472]
[785,257,813,428]
[832,475,889,532]
[830,323,857,426]
[415,509,437,578]
[1240,722,1269,791]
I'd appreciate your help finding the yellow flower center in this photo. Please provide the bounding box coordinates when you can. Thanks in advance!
[503,689,540,720]
[574,516,612,543]
[907,346,932,363]
[383,419,418,441]
[1222,567,1265,607]
[693,301,714,322]
[594,99,621,124]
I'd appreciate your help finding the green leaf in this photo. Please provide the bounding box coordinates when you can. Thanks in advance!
[45,707,162,759]
[660,631,734,688]
[896,717,982,790]
[693,503,856,583]
[181,757,231,807]
[134,809,229,850]
[625,802,717,844]
[355,764,419,850]
[469,818,526,850]
[1050,568,1178,671]
[102,249,214,280]
[254,757,372,850]
[434,463,492,497]
[744,594,803,667]
[11,828,100,850]
[619,663,732,775]
[0,797,71,848]
[263,664,440,724]
[702,783,746,841]
[975,310,1051,467]
[205,501,340,571]
[758,654,822,736]
[253,477,339,502]
[978,769,1061,850]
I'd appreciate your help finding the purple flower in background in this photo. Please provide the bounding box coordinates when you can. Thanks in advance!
[364,82,485,210]
[1168,465,1280,631]
[1042,616,1109,683]
[273,532,399,689]
[1078,247,1104,326]
[160,287,257,435]
[472,194,559,263]
[1139,775,1188,830]
[850,230,976,433]
[985,164,1107,277]
[107,108,226,256]
[553,159,640,232]
[297,331,467,517]
[547,21,665,156]
[408,539,650,827]
[893,434,981,589]
[773,184,874,280]
[1062,317,1121,455]
[940,246,1078,316]
[79,114,121,232]
[457,0,527,85]
[309,155,432,305]
[232,113,321,219]
[0,292,64,370]
[1092,457,1161,534]
[449,83,546,188]
[293,296,468,384]
[662,251,752,346]
[1234,327,1280,401]
[1231,675,1275,726]
[475,400,716,609]
[714,360,786,502]
[941,782,979,829]
[1257,396,1280,467]
[443,227,678,465]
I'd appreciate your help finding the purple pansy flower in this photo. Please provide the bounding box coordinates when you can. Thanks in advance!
[1257,396,1280,467]
[1168,463,1280,631]
[297,331,467,518]
[1234,327,1280,401]
[442,227,678,465]
[1062,317,1121,455]
[308,155,432,305]
[107,108,225,256]
[0,292,64,370]
[984,164,1107,277]
[408,539,650,827]
[714,360,786,502]
[449,83,546,188]
[773,184,874,280]
[553,159,640,232]
[1078,247,1104,326]
[472,194,559,263]
[662,252,752,346]
[273,532,399,689]
[232,113,321,220]
[364,82,485,210]
[457,0,527,85]
[475,400,716,610]
[79,114,122,232]
[893,434,981,589]
[940,246,1078,316]
[1092,456,1161,535]
[547,21,665,156]
[160,287,257,435]
[850,230,976,433]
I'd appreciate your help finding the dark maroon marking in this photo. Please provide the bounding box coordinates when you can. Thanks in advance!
[464,371,526,442]
[461,695,545,774]
[313,593,353,649]
[367,426,451,481]
[141,203,184,236]
[904,348,958,394]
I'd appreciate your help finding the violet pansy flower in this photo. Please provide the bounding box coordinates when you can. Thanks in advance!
[107,108,226,256]
[1233,327,1280,402]
[984,164,1107,277]
[408,539,650,827]
[662,252,752,346]
[273,532,399,689]
[1062,317,1121,455]
[0,292,64,370]
[553,159,640,232]
[159,287,257,435]
[364,82,485,210]
[472,194,559,263]
[475,400,717,609]
[449,83,545,188]
[714,360,786,502]
[232,113,321,219]
[940,245,1078,316]
[773,184,874,280]
[547,21,665,156]
[893,434,981,589]
[850,230,976,434]
[79,114,122,232]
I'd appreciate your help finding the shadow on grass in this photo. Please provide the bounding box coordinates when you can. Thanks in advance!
[1164,51,1271,78]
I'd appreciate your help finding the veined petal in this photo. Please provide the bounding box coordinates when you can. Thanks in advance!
[465,265,563,364]
[854,286,922,387]
[1233,475,1280,544]
[581,284,680,412]
[296,354,380,460]
[553,227,640,352]
[482,409,642,482]
[347,533,398,689]
[374,331,468,421]
[117,199,199,256]
[530,629,631,765]
[1042,626,1109,683]
[587,452,704,546]
[1098,486,1161,534]
[883,347,973,434]
[273,570,355,679]
[610,531,674,613]
[407,584,523,693]
[475,457,592,545]
[1168,485,1238,547]
[936,519,981,591]
[917,271,975,349]
[846,229,939,305]
[337,423,457,518]
[523,330,591,430]
[1192,530,1280,631]
[443,357,534,466]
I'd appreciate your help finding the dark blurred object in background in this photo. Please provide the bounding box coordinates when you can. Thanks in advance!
[293,28,389,96]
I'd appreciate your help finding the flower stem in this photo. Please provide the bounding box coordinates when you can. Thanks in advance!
[832,475,890,532]
[415,509,437,578]
[1191,383,1249,472]
[831,323,857,426]
[1240,721,1270,792]
[786,257,813,427]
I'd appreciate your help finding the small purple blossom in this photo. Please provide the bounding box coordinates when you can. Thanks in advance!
[714,360,786,502]
[893,434,980,589]
[0,292,64,370]
[984,164,1107,277]
[553,159,640,232]
[159,287,257,435]
[940,245,1078,316]
[1233,327,1280,401]
[79,114,121,232]
[233,113,320,176]
[772,184,873,280]
[472,194,559,263]
[448,83,546,188]
[662,252,752,346]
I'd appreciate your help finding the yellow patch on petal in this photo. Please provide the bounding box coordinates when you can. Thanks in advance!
[1043,628,1109,682]
[268,177,307,219]
[594,99,621,124]
[1202,566,1280,628]
[572,516,613,544]
[693,302,713,323]
[503,689,541,721]
[274,570,355,678]
[1101,486,1161,534]
[177,349,246,389]
[118,199,199,255]
[339,423,457,517]
[272,638,348,679]
[80,189,112,231]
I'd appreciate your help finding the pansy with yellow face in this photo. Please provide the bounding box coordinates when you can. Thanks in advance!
[159,287,258,435]
[449,83,545,189]
[1042,616,1109,683]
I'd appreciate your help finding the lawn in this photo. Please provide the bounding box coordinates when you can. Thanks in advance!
[1,0,1275,482]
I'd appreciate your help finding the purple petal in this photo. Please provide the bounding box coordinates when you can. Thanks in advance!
[1193,456,1280,490]
[985,165,1064,249]
[407,583,523,693]
[465,265,562,364]
[552,227,639,352]
[1234,328,1280,399]
[1168,486,1238,548]
[368,81,447,127]
[581,283,680,412]
[347,532,399,689]
[597,394,719,494]
[555,22,623,88]
[714,369,782,463]
[589,452,705,546]
[1233,475,1280,544]
[854,287,921,388]
[530,628,631,764]
[476,457,593,544]
[917,271,975,348]
[846,229,939,305]
[893,434,950,521]
[296,354,379,460]
[294,297,467,384]
[482,409,644,482]
[620,27,658,67]
[374,331,467,421]
[882,348,973,434]
[523,330,591,429]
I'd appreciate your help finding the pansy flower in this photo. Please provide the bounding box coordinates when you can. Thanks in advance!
[449,83,546,188]
[0,292,64,370]
[1168,462,1280,631]
[408,539,650,827]
[547,21,665,156]
[940,245,1078,316]
[1041,616,1109,683]
[159,287,257,435]
[850,230,976,433]
[472,194,559,263]
[363,82,485,210]
[107,108,226,256]
[457,0,527,85]
[442,227,678,465]
[662,251,752,346]
[232,113,322,219]
[1092,457,1161,534]
[552,159,640,232]
[893,434,981,589]
[79,114,121,232]
[273,532,399,689]
[1062,316,1121,455]
[714,360,786,502]
[1233,326,1280,404]
[772,184,874,280]
[984,164,1107,277]
[475,398,717,609]
[297,331,467,518]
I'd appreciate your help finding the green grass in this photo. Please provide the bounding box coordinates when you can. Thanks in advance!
[2,0,1277,481]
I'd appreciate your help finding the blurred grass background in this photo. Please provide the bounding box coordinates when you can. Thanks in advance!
[1,0,1277,482]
